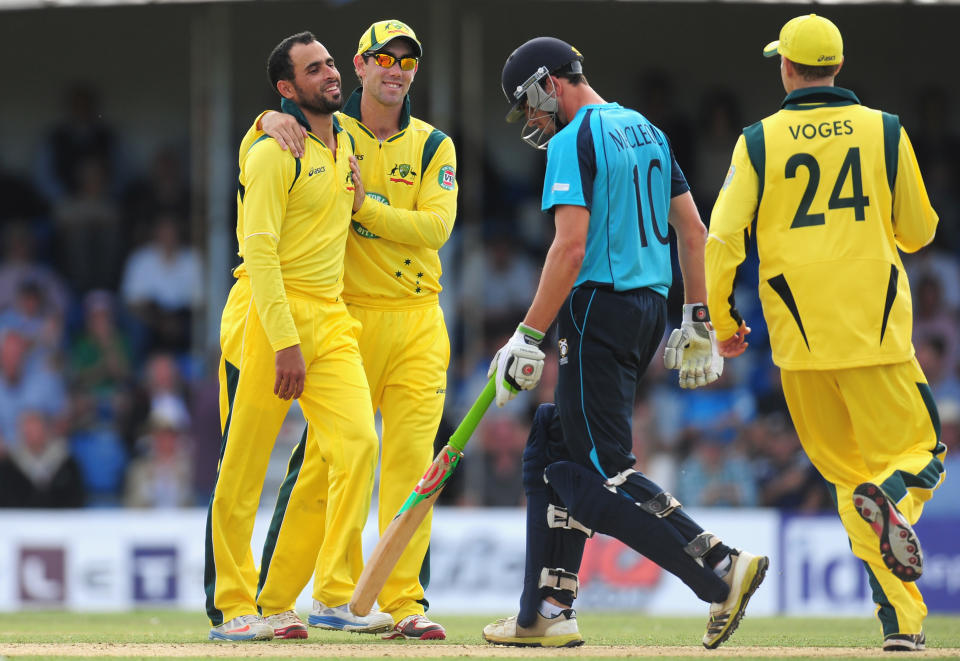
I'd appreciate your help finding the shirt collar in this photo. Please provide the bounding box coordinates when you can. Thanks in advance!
[781,86,860,110]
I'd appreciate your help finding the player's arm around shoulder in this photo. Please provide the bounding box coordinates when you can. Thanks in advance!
[891,126,938,253]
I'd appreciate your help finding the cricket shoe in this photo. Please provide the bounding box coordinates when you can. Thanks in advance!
[208,614,274,641]
[382,614,446,640]
[263,609,308,639]
[703,550,769,649]
[854,482,923,582]
[308,600,393,634]
[483,609,583,647]
[883,631,926,652]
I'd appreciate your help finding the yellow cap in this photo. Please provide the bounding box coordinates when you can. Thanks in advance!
[763,14,842,66]
[356,20,422,58]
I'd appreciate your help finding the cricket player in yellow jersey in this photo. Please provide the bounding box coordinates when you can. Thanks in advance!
[705,15,945,652]
[241,20,457,641]
[204,32,385,641]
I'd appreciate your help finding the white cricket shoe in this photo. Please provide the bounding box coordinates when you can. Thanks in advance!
[308,600,393,634]
[263,609,308,639]
[483,609,584,647]
[208,614,274,641]
[703,550,769,649]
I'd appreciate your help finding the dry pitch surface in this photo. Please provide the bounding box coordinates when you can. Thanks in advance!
[2,613,959,660]
[3,642,960,658]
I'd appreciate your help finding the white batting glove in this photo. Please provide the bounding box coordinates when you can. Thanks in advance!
[488,323,546,407]
[663,304,723,389]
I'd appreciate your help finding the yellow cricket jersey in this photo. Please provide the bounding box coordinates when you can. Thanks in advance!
[706,87,938,370]
[243,90,457,310]
[234,102,357,351]
[339,90,457,308]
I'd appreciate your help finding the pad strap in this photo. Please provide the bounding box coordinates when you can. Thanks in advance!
[603,468,637,491]
[683,531,721,566]
[538,568,579,598]
[547,504,594,537]
[638,491,682,518]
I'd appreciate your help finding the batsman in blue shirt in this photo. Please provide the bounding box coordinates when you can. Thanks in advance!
[482,37,768,650]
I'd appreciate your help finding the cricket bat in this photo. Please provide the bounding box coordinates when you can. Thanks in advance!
[349,376,496,616]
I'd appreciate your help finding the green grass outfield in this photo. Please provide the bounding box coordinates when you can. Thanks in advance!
[0,611,958,660]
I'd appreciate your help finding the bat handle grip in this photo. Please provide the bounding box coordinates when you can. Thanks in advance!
[448,377,495,453]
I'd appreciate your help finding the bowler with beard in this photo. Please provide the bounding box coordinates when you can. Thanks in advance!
[203,31,383,641]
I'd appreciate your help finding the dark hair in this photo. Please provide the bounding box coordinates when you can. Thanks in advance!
[789,59,841,81]
[267,31,316,89]
[553,62,588,86]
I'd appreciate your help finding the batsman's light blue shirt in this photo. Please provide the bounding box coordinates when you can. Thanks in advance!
[542,102,689,296]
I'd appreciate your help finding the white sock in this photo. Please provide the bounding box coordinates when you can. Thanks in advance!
[538,600,565,618]
[713,553,732,577]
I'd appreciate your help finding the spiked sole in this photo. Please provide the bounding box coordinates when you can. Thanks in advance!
[273,625,308,639]
[853,483,923,582]
[483,633,584,647]
[703,555,769,649]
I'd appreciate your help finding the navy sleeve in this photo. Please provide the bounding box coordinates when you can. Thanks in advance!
[664,132,690,197]
[576,109,596,210]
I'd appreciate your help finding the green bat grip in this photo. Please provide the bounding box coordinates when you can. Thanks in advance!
[395,376,495,516]
[449,376,496,452]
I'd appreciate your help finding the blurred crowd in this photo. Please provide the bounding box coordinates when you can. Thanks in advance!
[1,80,957,514]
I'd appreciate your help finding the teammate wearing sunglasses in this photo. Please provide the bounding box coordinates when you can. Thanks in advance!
[240,19,456,641]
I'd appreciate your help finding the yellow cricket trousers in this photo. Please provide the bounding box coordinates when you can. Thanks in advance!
[204,277,379,625]
[257,302,448,622]
[781,357,946,637]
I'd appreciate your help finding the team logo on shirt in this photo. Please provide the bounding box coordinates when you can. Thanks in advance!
[389,163,417,185]
[558,338,569,365]
[439,165,456,191]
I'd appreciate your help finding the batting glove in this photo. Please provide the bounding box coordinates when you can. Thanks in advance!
[663,304,723,389]
[488,323,546,407]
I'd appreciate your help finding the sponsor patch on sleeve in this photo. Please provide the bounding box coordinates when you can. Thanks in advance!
[552,182,570,192]
[438,165,456,190]
[721,165,736,191]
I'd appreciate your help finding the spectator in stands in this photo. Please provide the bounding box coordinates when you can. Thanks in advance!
[912,275,958,372]
[752,413,830,511]
[122,146,191,251]
[128,352,191,446]
[124,404,194,508]
[0,279,64,360]
[676,431,757,507]
[0,328,68,450]
[0,221,70,318]
[67,290,134,437]
[475,409,528,507]
[34,83,123,204]
[915,334,960,406]
[53,156,123,293]
[0,167,48,228]
[461,229,538,341]
[691,88,742,213]
[0,409,84,508]
[120,213,202,354]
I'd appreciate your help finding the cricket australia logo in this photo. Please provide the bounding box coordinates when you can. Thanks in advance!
[558,338,569,365]
[389,163,417,186]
